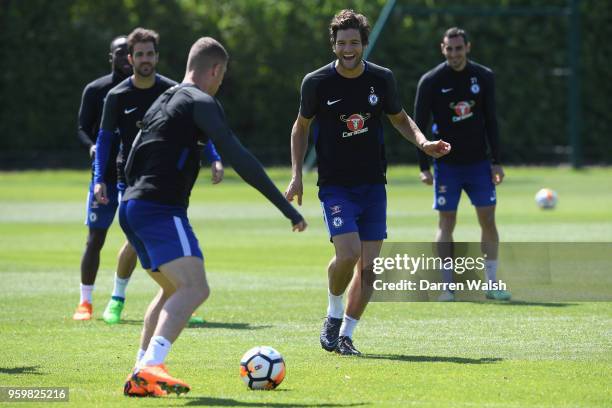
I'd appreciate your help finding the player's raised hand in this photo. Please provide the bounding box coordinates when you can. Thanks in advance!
[292,219,308,232]
[284,177,303,206]
[419,170,433,185]
[211,161,224,184]
[491,164,505,185]
[93,182,109,205]
[422,140,451,158]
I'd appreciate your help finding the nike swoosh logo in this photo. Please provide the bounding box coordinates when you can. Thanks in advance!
[124,107,138,114]
[327,99,341,106]
[441,88,453,93]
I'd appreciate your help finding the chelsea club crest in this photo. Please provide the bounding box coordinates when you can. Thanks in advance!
[368,93,378,106]
[471,84,480,94]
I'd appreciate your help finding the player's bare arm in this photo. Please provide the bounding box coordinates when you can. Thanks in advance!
[386,110,451,159]
[284,114,312,206]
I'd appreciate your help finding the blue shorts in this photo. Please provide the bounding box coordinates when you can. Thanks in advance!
[433,160,496,211]
[318,184,387,241]
[119,199,203,271]
[85,182,119,229]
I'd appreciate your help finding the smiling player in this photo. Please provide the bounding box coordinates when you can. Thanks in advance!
[414,27,510,301]
[285,9,450,355]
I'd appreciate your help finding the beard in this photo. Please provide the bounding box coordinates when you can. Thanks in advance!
[448,57,466,70]
[135,63,154,77]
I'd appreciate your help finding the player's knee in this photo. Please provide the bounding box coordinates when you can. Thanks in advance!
[86,230,106,251]
[191,282,210,305]
[160,285,176,298]
[182,273,209,301]
[478,211,496,229]
[438,216,456,232]
[335,251,360,269]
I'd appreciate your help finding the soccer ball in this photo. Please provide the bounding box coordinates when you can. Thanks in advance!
[239,346,286,390]
[535,188,558,209]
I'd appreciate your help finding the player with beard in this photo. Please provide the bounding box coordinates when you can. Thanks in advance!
[73,36,132,321]
[284,9,450,355]
[414,27,510,301]
[93,28,222,327]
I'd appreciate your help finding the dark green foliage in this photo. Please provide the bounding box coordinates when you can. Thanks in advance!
[0,0,608,166]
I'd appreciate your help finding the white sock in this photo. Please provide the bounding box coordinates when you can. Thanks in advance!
[136,348,146,366]
[339,314,359,338]
[327,290,344,319]
[112,274,130,300]
[140,336,172,367]
[485,260,498,282]
[80,284,94,304]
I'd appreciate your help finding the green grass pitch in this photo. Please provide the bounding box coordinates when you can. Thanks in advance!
[0,166,610,407]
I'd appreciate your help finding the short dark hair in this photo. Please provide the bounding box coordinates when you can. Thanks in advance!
[186,37,229,73]
[127,27,159,55]
[109,35,127,52]
[329,9,370,46]
[443,27,469,44]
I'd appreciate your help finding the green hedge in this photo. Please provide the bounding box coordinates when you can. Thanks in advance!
[0,0,608,166]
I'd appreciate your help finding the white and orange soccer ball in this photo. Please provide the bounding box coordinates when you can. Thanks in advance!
[239,346,286,390]
[535,188,558,209]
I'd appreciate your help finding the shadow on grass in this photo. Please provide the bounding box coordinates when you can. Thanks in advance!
[0,366,43,375]
[465,300,577,307]
[115,319,143,325]
[360,354,502,364]
[180,397,367,407]
[186,322,273,330]
[115,319,272,331]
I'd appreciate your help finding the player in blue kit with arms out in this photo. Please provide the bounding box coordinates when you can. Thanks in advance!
[285,9,450,355]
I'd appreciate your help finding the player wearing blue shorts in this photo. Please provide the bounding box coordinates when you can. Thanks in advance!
[414,27,510,301]
[94,28,221,325]
[285,9,450,355]
[73,36,132,321]
[100,37,306,397]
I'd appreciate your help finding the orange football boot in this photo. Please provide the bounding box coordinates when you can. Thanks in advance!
[72,302,92,320]
[133,364,190,396]
[124,371,167,397]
